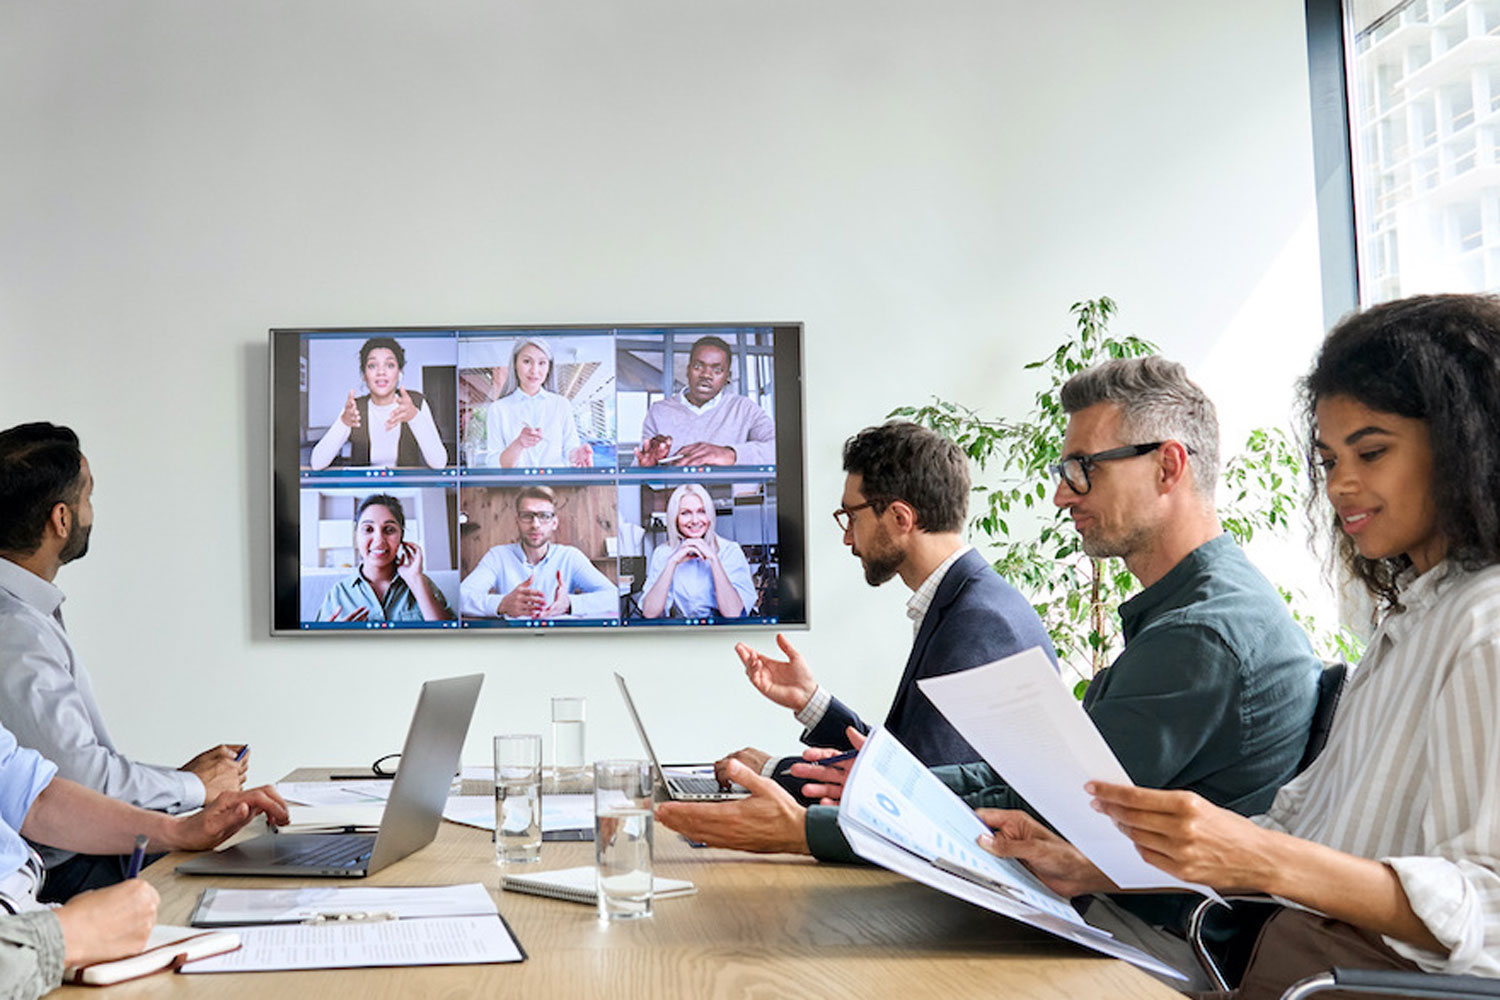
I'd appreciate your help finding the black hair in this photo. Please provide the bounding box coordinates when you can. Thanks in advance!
[359,337,406,371]
[841,421,969,534]
[1301,293,1500,608]
[0,423,85,555]
[689,335,733,362]
[356,493,406,528]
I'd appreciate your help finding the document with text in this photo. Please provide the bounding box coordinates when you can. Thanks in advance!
[917,646,1220,898]
[179,915,524,973]
[836,727,1184,980]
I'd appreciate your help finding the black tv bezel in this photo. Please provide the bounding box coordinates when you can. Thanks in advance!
[270,322,808,636]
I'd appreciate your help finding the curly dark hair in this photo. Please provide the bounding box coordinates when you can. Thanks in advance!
[1300,293,1500,609]
[359,337,406,371]
[841,421,969,534]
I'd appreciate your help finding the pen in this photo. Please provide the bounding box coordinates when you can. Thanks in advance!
[234,745,249,763]
[302,910,397,925]
[777,748,859,776]
[125,835,148,879]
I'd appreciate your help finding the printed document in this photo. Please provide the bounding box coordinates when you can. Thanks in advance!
[179,915,523,973]
[917,646,1219,898]
[837,727,1184,980]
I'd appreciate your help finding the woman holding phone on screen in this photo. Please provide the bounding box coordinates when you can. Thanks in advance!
[640,483,756,619]
[316,494,453,623]
[485,338,593,468]
[309,337,448,470]
[979,295,1500,996]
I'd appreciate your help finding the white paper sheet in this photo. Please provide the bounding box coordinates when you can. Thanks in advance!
[440,794,593,833]
[834,727,1185,981]
[179,915,523,972]
[275,781,393,807]
[191,883,498,926]
[917,647,1220,898]
[837,727,1088,928]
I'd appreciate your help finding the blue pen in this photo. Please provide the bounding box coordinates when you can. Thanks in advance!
[234,745,249,763]
[777,748,859,776]
[125,835,148,879]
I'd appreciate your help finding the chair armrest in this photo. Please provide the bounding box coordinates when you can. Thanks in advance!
[1282,968,1500,999]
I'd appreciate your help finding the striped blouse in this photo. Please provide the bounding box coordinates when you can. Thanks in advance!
[1257,561,1500,976]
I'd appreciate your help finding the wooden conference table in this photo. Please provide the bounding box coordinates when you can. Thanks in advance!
[55,770,1181,1000]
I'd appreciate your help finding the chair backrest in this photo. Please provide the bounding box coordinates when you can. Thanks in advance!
[1296,660,1349,776]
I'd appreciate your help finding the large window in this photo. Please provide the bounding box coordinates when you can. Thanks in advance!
[1317,0,1500,305]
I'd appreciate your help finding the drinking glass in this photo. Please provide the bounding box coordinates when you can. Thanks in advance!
[551,696,587,781]
[494,734,542,865]
[594,759,654,920]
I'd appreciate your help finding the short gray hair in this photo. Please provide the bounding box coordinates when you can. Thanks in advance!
[1060,357,1220,502]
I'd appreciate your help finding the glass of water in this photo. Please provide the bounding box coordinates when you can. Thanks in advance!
[494,734,542,865]
[594,759,654,921]
[551,697,587,782]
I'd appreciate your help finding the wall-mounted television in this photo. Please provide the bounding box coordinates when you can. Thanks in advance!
[270,324,806,635]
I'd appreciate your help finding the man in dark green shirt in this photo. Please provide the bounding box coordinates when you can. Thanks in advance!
[659,358,1321,961]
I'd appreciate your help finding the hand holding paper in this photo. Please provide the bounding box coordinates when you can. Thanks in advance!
[917,647,1221,899]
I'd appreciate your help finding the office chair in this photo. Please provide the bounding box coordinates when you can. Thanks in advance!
[1187,662,1500,999]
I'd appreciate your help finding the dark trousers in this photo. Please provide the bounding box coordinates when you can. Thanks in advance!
[38,851,165,904]
[1190,908,1423,1000]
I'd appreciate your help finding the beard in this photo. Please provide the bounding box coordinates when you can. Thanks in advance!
[856,524,903,587]
[1076,520,1150,562]
[59,521,91,564]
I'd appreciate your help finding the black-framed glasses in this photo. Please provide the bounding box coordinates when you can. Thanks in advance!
[832,500,879,531]
[517,510,557,524]
[1048,442,1185,495]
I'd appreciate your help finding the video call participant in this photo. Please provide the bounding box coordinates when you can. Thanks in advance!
[711,421,1055,794]
[483,338,593,469]
[460,486,615,619]
[315,494,454,624]
[309,336,448,470]
[639,484,757,620]
[659,364,1319,966]
[0,423,255,902]
[633,335,775,467]
[0,718,286,1000]
[982,296,1500,996]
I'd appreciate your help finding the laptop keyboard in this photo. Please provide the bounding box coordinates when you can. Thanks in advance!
[283,834,374,868]
[669,775,732,795]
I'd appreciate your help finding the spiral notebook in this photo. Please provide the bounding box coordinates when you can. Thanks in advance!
[502,866,696,905]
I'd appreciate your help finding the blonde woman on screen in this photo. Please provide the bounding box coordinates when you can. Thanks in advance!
[640,484,756,619]
[484,338,593,468]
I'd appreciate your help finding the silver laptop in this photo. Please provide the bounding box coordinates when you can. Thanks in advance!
[614,672,748,801]
[177,673,483,878]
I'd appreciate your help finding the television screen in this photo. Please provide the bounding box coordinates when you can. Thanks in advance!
[270,324,806,634]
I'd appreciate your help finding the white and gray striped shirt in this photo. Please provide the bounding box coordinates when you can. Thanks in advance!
[1257,561,1500,976]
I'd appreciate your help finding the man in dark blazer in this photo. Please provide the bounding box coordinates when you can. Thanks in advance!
[711,420,1056,800]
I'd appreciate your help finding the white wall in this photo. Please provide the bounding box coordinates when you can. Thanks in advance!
[0,1,1329,787]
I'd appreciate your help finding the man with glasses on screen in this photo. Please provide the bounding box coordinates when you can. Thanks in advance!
[658,360,1318,974]
[459,485,616,620]
[633,335,776,468]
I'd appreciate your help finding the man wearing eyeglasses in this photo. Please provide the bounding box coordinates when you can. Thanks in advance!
[658,360,1320,963]
[458,485,615,619]
[632,336,776,468]
[669,420,1054,797]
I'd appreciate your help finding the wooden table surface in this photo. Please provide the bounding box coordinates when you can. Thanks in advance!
[54,771,1182,1000]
